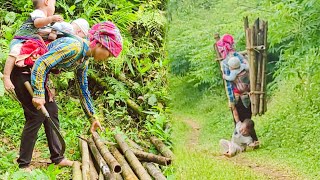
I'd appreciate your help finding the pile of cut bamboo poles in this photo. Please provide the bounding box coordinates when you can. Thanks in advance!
[75,133,172,180]
[244,17,268,116]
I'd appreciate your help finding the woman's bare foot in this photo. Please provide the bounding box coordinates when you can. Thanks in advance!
[57,159,74,167]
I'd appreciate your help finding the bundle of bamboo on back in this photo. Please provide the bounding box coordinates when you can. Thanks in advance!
[244,17,268,115]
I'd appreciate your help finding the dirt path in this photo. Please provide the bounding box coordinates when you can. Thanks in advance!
[184,119,201,147]
[183,118,299,180]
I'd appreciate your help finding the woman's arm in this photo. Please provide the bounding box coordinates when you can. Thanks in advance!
[75,63,95,117]
[222,60,235,104]
[224,71,237,81]
[75,63,103,133]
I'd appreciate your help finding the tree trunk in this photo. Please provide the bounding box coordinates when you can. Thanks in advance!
[132,149,171,166]
[143,162,166,180]
[115,134,152,180]
[150,136,174,159]
[109,146,139,180]
[92,132,122,173]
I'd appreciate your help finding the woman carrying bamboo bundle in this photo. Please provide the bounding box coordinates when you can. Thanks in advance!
[217,34,259,144]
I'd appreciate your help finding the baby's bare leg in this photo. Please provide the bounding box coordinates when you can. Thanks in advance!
[3,55,16,91]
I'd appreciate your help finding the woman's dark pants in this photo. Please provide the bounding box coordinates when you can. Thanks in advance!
[11,67,64,168]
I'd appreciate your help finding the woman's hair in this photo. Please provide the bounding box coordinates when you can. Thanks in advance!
[243,119,255,131]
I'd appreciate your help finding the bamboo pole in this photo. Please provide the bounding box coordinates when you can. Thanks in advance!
[255,22,263,114]
[88,73,143,116]
[89,154,99,180]
[88,138,115,180]
[127,139,144,151]
[244,16,249,32]
[126,99,143,116]
[115,134,152,180]
[259,21,265,115]
[263,21,268,114]
[150,136,174,159]
[72,161,82,180]
[253,20,260,115]
[79,138,90,180]
[249,25,257,115]
[99,171,104,180]
[143,163,166,180]
[109,146,139,180]
[132,148,171,166]
[92,132,122,173]
[116,174,124,180]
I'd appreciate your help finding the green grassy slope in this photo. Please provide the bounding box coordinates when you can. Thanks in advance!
[168,0,320,179]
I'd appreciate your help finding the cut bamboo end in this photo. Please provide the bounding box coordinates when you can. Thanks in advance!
[115,134,152,180]
[92,132,122,174]
[109,146,139,180]
[88,137,114,179]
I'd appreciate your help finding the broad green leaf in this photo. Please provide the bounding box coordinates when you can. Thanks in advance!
[4,12,16,24]
[148,94,157,106]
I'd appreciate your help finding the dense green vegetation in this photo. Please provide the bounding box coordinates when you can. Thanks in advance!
[168,0,320,179]
[0,0,171,179]
[1,0,320,178]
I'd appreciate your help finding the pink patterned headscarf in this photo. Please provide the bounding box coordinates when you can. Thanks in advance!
[88,21,123,57]
[216,34,235,59]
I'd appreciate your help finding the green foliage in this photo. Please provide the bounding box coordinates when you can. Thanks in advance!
[168,0,320,178]
[167,0,260,89]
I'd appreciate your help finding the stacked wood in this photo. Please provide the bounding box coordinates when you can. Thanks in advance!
[150,136,174,159]
[143,163,166,180]
[92,132,122,173]
[115,134,152,180]
[76,134,173,180]
[244,17,268,115]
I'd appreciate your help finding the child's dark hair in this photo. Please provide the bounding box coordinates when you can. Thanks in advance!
[32,0,40,8]
[243,119,255,131]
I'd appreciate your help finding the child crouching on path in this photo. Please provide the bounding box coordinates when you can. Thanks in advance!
[220,118,259,157]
